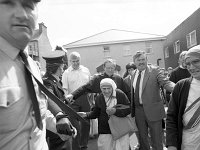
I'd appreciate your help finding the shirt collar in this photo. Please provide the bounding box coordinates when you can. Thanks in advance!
[0,36,20,60]
[104,72,114,78]
[179,65,187,69]
[136,69,145,75]
[68,65,83,71]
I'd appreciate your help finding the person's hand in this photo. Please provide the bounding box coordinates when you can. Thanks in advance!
[65,94,74,103]
[106,107,116,116]
[167,146,177,150]
[77,112,87,118]
[56,116,75,136]
[71,125,77,138]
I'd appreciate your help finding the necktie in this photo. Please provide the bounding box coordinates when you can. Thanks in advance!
[135,71,141,106]
[19,51,43,130]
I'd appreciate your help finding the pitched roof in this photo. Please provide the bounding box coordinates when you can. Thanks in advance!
[63,29,166,49]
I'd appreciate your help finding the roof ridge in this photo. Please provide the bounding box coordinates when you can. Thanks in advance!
[63,29,164,47]
[109,28,165,36]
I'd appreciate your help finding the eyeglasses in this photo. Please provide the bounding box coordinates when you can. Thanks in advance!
[185,59,200,68]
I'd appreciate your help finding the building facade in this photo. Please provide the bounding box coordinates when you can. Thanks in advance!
[27,23,53,72]
[63,29,166,76]
[164,8,200,69]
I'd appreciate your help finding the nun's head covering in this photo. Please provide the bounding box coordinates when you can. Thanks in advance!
[185,45,200,59]
[100,78,117,97]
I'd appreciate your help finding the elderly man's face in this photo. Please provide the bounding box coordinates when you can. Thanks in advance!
[0,0,38,49]
[104,62,116,76]
[185,55,200,80]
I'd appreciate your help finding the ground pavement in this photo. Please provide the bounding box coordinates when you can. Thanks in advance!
[88,134,167,150]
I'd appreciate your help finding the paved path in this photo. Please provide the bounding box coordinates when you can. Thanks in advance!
[88,137,98,150]
[88,134,138,150]
[88,134,167,150]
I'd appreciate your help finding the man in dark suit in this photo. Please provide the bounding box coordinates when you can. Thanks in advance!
[131,51,175,150]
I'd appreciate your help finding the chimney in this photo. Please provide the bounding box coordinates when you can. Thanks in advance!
[39,22,47,34]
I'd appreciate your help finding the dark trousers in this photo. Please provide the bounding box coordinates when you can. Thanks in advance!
[46,130,73,150]
[70,118,90,150]
[135,106,163,150]
[70,94,90,150]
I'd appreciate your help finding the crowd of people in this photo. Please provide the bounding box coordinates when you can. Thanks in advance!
[1,0,200,150]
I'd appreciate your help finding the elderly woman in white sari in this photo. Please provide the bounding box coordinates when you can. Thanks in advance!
[166,45,200,150]
[78,78,131,150]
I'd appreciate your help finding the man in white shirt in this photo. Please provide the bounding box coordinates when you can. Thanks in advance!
[62,52,91,150]
[0,0,72,149]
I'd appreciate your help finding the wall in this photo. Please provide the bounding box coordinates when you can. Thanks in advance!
[164,8,200,69]
[66,39,165,76]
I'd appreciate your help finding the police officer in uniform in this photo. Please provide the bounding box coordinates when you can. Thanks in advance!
[43,52,75,150]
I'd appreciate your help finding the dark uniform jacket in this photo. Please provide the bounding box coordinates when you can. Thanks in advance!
[166,77,192,150]
[43,74,66,102]
[43,74,70,150]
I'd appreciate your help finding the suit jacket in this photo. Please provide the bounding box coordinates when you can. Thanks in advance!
[129,65,175,121]
[43,74,66,101]
[124,75,135,117]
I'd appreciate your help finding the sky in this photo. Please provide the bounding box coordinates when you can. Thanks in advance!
[37,0,200,49]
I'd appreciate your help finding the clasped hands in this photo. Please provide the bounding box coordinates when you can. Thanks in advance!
[106,107,116,116]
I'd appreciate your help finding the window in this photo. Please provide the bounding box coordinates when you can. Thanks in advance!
[145,42,152,54]
[123,45,131,56]
[28,42,39,57]
[174,40,180,54]
[186,30,197,48]
[103,46,111,58]
[28,45,33,55]
[33,42,39,56]
[165,47,169,58]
